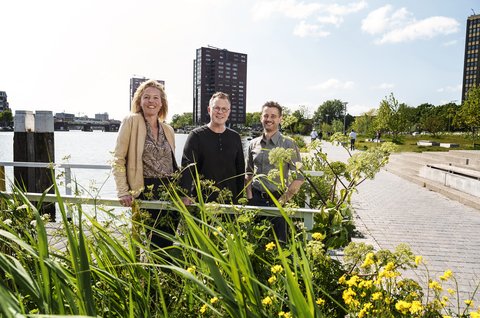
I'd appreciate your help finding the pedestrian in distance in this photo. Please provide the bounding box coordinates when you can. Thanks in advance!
[349,129,357,151]
[245,101,304,243]
[310,128,318,142]
[180,92,245,205]
[112,79,179,250]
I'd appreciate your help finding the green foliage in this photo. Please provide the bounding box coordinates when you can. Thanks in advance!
[170,112,193,129]
[245,112,261,128]
[312,99,346,125]
[455,85,480,137]
[352,109,376,137]
[0,109,13,126]
[374,93,413,142]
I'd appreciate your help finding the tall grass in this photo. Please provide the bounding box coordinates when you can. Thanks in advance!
[0,176,346,317]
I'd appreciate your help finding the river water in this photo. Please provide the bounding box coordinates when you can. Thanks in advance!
[0,131,249,199]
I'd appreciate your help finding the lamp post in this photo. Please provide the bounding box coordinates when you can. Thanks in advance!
[342,102,348,135]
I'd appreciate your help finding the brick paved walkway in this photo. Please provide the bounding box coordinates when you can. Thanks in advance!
[321,141,480,308]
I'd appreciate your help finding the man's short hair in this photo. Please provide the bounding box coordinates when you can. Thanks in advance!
[262,101,283,116]
[209,92,230,107]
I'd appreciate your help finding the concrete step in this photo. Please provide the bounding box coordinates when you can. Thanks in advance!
[384,151,480,211]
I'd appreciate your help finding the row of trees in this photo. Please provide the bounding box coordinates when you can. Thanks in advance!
[169,86,480,139]
[353,86,480,141]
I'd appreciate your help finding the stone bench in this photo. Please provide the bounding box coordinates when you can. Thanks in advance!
[440,143,459,148]
[417,140,439,146]
[419,163,480,197]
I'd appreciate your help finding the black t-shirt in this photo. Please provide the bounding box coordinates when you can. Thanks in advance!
[180,125,245,203]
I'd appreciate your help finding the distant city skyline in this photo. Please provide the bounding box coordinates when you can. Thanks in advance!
[0,1,477,122]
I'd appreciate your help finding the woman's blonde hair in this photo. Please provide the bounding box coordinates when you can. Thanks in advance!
[131,79,168,120]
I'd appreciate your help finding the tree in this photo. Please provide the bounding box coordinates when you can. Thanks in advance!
[454,85,480,139]
[374,93,411,142]
[170,112,193,130]
[245,112,261,128]
[312,99,346,125]
[352,109,376,137]
[0,109,13,127]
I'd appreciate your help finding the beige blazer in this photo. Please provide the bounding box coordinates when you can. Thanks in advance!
[112,113,176,198]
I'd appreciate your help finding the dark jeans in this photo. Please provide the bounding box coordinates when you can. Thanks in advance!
[140,177,180,250]
[250,189,287,243]
[350,139,356,150]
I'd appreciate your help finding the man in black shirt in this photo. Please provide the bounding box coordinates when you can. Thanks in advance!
[180,92,245,204]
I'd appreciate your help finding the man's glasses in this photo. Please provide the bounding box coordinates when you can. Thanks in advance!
[212,106,230,113]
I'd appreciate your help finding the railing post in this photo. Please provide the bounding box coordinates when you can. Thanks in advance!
[13,110,56,221]
[0,166,5,192]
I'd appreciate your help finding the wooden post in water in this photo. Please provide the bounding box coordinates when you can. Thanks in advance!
[13,110,56,221]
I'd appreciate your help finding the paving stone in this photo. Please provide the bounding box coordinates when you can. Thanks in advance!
[320,141,480,306]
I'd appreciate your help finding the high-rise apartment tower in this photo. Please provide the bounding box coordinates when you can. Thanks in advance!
[462,14,480,102]
[0,91,9,112]
[193,46,247,125]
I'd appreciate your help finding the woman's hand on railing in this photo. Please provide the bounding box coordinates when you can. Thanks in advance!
[119,195,133,207]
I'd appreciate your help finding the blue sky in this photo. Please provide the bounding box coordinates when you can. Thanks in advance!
[0,0,476,122]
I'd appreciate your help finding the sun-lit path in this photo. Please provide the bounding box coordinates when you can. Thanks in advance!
[321,141,480,308]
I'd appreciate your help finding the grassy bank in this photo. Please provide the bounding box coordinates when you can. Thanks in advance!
[354,133,479,153]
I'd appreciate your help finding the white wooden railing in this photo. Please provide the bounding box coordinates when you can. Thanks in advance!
[0,161,324,232]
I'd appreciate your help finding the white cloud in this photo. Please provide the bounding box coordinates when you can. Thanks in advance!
[317,15,343,27]
[309,78,355,90]
[437,84,461,93]
[251,0,322,20]
[362,5,459,44]
[252,0,367,37]
[293,21,330,37]
[374,83,395,89]
[442,40,458,46]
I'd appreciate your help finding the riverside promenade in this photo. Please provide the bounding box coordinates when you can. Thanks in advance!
[320,141,480,307]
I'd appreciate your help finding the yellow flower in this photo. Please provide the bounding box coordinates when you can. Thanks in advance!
[440,269,453,281]
[186,266,196,274]
[266,242,276,251]
[346,275,359,287]
[213,226,223,236]
[268,275,277,284]
[278,311,292,318]
[342,288,357,306]
[359,279,373,289]
[210,297,219,304]
[443,316,452,318]
[465,299,474,307]
[395,300,411,315]
[200,304,208,314]
[372,292,382,301]
[447,288,455,295]
[429,280,443,292]
[338,275,346,284]
[316,298,325,306]
[415,255,423,266]
[384,261,395,271]
[271,265,283,274]
[311,232,325,241]
[470,312,480,318]
[262,296,273,306]
[410,300,423,314]
[358,303,373,318]
[361,252,375,268]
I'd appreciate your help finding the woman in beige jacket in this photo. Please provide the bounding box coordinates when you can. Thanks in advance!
[113,79,178,249]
